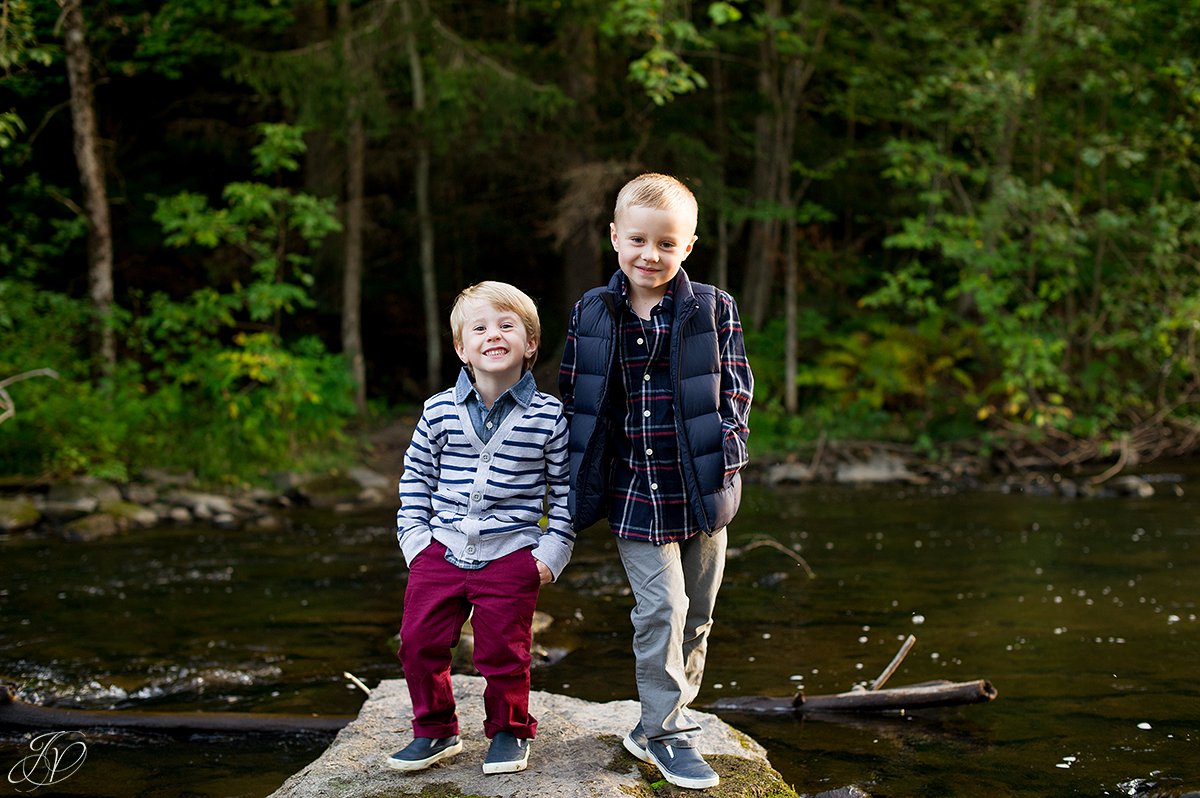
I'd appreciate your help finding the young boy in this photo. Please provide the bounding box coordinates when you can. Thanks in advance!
[390,281,573,776]
[559,173,753,790]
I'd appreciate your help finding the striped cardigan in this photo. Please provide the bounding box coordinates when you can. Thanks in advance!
[396,385,575,580]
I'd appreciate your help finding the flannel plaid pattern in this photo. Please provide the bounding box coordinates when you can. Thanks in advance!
[560,273,753,544]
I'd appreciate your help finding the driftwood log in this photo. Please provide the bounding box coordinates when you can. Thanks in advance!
[710,635,997,716]
[710,678,998,715]
[0,684,351,734]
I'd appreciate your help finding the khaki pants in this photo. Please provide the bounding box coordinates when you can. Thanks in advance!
[615,528,727,741]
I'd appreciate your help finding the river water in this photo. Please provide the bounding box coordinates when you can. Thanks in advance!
[2,470,1198,797]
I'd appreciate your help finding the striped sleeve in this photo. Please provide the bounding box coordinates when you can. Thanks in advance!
[530,398,574,581]
[395,393,451,564]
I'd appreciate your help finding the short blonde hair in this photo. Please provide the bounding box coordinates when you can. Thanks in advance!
[613,172,698,231]
[450,281,542,371]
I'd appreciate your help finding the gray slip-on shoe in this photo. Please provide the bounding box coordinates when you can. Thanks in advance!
[646,737,719,790]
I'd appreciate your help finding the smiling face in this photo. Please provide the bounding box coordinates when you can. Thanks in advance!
[452,298,538,385]
[610,204,697,305]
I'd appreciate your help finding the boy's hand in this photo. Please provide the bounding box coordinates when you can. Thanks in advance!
[534,558,553,585]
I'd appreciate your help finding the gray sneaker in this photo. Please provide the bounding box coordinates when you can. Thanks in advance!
[482,731,530,774]
[386,735,462,771]
[623,722,652,763]
[646,738,719,790]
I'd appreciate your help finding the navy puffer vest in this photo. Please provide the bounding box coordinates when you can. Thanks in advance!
[564,270,741,535]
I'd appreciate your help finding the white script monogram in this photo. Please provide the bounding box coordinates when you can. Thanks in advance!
[7,731,88,792]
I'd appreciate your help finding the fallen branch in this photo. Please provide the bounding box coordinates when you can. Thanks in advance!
[0,684,351,734]
[709,679,998,715]
[0,368,60,426]
[706,635,996,715]
[727,538,816,579]
[1089,434,1130,485]
[870,634,916,691]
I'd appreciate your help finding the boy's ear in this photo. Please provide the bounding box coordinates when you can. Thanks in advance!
[610,222,619,251]
[525,336,539,359]
[454,339,468,363]
[680,234,698,260]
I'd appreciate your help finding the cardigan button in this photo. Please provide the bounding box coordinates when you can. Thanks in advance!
[472,492,482,501]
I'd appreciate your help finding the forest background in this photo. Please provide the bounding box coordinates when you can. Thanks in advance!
[2,0,1198,487]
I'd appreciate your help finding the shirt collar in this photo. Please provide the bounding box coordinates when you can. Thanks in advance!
[616,272,678,315]
[454,367,537,407]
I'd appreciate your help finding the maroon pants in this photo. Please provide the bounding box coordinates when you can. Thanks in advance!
[398,541,541,740]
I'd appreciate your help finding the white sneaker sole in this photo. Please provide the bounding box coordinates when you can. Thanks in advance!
[385,739,463,771]
[647,749,720,790]
[482,754,529,774]
[623,735,652,764]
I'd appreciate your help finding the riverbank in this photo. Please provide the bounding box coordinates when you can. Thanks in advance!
[0,416,1190,537]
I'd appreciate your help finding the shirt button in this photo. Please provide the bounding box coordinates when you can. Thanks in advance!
[643,373,651,382]
[637,337,645,346]
[643,409,651,418]
[472,491,482,501]
[650,482,659,491]
[485,421,493,429]
[645,448,654,456]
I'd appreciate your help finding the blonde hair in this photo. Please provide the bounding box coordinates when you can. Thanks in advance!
[450,281,541,371]
[613,172,698,230]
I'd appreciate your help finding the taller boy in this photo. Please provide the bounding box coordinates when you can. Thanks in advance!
[559,173,753,790]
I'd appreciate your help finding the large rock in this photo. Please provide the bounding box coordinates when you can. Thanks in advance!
[269,675,795,798]
[836,454,925,484]
[0,496,40,532]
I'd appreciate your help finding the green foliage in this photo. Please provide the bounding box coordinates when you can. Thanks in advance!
[0,0,54,72]
[3,0,1199,466]
[0,125,355,483]
[852,0,1200,441]
[601,0,740,104]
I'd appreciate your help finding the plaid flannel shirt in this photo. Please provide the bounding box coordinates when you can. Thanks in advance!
[560,272,753,544]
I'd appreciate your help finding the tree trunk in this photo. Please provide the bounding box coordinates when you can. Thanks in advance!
[402,0,441,395]
[784,216,798,413]
[712,46,730,292]
[59,0,114,376]
[559,19,605,326]
[339,0,367,414]
[741,0,782,330]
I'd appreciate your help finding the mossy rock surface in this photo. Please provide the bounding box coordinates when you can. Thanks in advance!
[269,676,784,798]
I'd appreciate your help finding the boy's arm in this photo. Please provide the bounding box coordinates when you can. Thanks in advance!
[557,300,582,421]
[395,405,442,565]
[531,404,574,582]
[717,291,754,478]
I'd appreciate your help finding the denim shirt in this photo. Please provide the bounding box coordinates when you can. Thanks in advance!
[454,367,537,443]
[446,367,537,568]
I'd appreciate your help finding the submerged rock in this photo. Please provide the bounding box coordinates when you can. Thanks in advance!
[0,496,40,532]
[269,675,793,798]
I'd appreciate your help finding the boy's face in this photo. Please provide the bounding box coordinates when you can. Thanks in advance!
[453,298,537,384]
[610,205,697,301]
